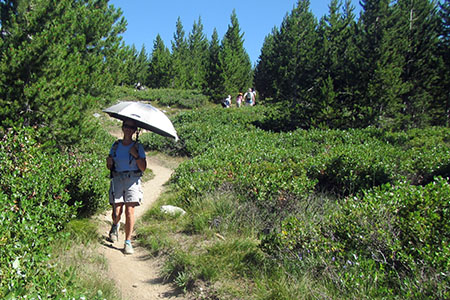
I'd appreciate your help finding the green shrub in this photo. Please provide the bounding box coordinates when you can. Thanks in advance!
[65,119,113,216]
[161,107,450,298]
[266,177,450,298]
[398,127,450,184]
[0,124,112,298]
[110,86,208,109]
[0,127,77,297]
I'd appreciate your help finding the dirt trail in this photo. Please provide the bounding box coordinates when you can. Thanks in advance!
[95,153,186,300]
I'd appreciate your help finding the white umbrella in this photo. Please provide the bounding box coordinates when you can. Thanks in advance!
[103,101,179,141]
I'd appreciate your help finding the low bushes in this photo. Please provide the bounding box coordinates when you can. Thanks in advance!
[65,119,113,216]
[0,127,77,297]
[140,107,450,298]
[111,86,209,109]
[0,124,112,298]
[146,107,449,203]
[266,177,450,298]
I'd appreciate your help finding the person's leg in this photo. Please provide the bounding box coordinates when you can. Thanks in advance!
[111,203,124,225]
[123,176,141,254]
[109,203,123,242]
[123,203,137,254]
[124,203,135,241]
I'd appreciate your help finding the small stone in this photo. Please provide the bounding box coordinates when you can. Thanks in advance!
[160,205,186,216]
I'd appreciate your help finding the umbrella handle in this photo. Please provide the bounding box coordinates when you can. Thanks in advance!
[135,128,141,143]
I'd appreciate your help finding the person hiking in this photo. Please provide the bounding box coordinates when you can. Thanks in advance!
[106,119,146,255]
[251,88,257,105]
[244,88,255,106]
[222,95,231,108]
[236,92,243,107]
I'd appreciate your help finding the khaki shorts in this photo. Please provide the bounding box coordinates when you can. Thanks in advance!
[109,173,143,205]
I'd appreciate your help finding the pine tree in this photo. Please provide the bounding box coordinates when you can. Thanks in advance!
[148,34,172,88]
[219,9,253,98]
[206,28,223,101]
[436,0,450,125]
[357,0,396,126]
[186,16,209,90]
[269,0,320,128]
[254,27,278,101]
[315,0,360,128]
[0,0,125,145]
[134,44,149,85]
[365,1,410,129]
[171,17,189,88]
[121,44,139,85]
[395,0,441,128]
[103,42,128,86]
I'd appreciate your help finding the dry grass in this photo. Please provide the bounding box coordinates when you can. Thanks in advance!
[51,219,123,300]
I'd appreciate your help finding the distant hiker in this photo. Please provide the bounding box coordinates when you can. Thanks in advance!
[222,95,231,108]
[134,82,144,90]
[236,93,243,107]
[106,119,146,255]
[244,88,255,106]
[252,88,257,105]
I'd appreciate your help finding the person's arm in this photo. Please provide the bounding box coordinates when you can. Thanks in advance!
[130,144,147,172]
[135,156,147,172]
[106,155,114,170]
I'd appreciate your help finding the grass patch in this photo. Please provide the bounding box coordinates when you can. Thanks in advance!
[136,191,186,255]
[136,188,275,298]
[50,219,122,300]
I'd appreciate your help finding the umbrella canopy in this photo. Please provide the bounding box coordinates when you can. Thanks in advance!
[103,101,179,141]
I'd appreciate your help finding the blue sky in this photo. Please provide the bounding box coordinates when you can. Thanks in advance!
[109,0,362,65]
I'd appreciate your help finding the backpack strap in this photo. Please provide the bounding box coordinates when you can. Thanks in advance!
[109,140,120,176]
[111,139,121,157]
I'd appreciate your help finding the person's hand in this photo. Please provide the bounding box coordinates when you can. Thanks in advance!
[129,144,139,159]
[106,155,114,169]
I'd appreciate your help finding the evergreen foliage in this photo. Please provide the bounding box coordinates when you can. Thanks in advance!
[205,28,223,101]
[358,0,407,128]
[395,0,441,128]
[104,42,132,86]
[254,27,277,100]
[142,10,252,102]
[186,16,209,91]
[255,0,320,129]
[315,0,360,128]
[170,17,189,89]
[134,44,150,85]
[218,10,253,99]
[437,0,450,125]
[148,34,172,88]
[113,44,149,86]
[0,0,125,145]
[254,0,449,130]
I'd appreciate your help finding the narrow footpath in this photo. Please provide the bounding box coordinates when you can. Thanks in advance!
[95,153,186,300]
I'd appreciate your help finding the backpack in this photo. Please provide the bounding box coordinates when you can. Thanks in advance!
[110,139,142,172]
[246,92,253,101]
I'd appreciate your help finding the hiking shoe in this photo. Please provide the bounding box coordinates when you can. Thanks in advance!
[124,241,134,255]
[109,223,119,242]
